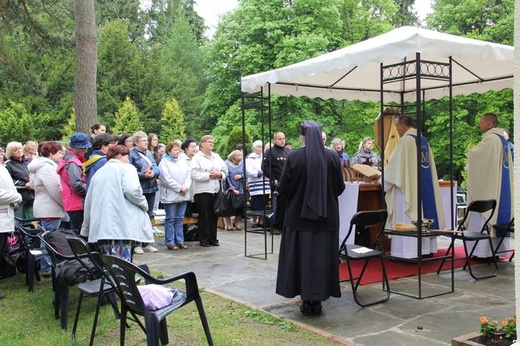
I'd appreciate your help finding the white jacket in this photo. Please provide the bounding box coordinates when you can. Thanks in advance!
[191,151,228,195]
[0,164,22,233]
[27,157,65,219]
[81,159,153,243]
[159,155,192,204]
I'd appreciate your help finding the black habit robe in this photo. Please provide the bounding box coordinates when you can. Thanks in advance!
[276,123,345,301]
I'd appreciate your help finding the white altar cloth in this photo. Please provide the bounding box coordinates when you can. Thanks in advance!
[338,182,360,245]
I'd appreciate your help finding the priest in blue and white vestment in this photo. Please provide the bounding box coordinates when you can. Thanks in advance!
[384,115,445,259]
[466,113,514,258]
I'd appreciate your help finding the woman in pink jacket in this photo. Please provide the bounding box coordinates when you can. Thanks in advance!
[56,133,90,232]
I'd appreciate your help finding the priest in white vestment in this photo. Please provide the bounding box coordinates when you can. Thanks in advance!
[466,113,514,258]
[384,115,445,259]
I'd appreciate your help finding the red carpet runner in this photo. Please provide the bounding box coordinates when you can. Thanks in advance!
[339,246,476,285]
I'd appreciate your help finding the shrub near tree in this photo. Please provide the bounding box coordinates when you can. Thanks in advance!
[160,98,186,143]
[223,126,252,157]
[0,101,51,145]
[112,96,143,135]
[62,111,78,143]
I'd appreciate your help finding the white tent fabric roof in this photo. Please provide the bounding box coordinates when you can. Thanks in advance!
[240,26,513,102]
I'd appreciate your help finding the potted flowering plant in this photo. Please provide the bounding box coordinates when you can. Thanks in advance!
[452,315,516,346]
[478,316,516,343]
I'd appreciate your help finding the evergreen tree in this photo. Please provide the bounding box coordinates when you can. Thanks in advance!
[0,101,50,144]
[160,98,186,143]
[97,19,141,128]
[62,111,78,143]
[150,11,206,138]
[112,96,143,134]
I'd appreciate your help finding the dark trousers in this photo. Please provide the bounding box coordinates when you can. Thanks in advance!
[0,233,7,260]
[144,193,155,219]
[194,193,218,244]
[67,211,84,232]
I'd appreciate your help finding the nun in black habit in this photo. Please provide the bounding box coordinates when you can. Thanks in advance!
[275,121,345,315]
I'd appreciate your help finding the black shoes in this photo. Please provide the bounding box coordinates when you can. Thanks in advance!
[200,240,219,247]
[300,301,322,316]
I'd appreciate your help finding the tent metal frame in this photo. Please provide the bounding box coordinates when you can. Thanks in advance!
[241,88,274,259]
[379,53,455,299]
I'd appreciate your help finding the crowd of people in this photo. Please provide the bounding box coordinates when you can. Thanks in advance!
[0,125,278,274]
[0,113,512,317]
[0,123,382,274]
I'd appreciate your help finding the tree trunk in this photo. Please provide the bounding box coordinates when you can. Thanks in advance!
[73,0,98,133]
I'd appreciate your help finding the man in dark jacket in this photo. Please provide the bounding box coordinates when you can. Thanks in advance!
[262,132,290,232]
[275,121,345,316]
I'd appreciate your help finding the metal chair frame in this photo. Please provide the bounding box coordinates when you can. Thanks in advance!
[102,255,213,346]
[66,236,121,346]
[14,217,46,292]
[339,209,390,307]
[437,199,499,280]
[492,218,514,261]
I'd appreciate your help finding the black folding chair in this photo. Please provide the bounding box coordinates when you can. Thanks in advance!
[339,209,390,307]
[14,217,46,292]
[437,199,498,280]
[492,218,514,261]
[102,255,213,346]
[66,236,120,346]
[38,232,76,330]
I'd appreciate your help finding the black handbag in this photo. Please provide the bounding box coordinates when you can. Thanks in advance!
[213,182,233,217]
[230,193,246,211]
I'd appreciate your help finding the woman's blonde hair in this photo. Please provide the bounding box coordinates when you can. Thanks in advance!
[358,137,373,151]
[227,149,243,163]
[132,131,147,145]
[5,141,23,159]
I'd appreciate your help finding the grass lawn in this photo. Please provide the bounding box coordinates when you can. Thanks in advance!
[0,273,343,346]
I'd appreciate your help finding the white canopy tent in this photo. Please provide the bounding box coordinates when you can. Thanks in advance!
[240,26,513,102]
[239,27,514,296]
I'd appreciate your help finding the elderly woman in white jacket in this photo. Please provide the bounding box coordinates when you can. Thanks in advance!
[27,141,65,275]
[159,140,191,250]
[81,145,154,261]
[191,135,228,247]
[27,141,65,230]
[0,163,22,277]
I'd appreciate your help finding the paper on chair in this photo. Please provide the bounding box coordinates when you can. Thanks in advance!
[352,247,373,254]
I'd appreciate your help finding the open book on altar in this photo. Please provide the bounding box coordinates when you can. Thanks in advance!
[351,164,381,180]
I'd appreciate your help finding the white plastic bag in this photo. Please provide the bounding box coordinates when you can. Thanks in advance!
[137,284,177,310]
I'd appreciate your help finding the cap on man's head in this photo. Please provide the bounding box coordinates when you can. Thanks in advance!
[69,132,92,149]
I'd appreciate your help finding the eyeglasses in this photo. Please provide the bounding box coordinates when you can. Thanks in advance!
[204,140,214,144]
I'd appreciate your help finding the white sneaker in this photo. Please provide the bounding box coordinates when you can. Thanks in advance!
[152,227,164,235]
[133,246,144,255]
[142,245,158,253]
